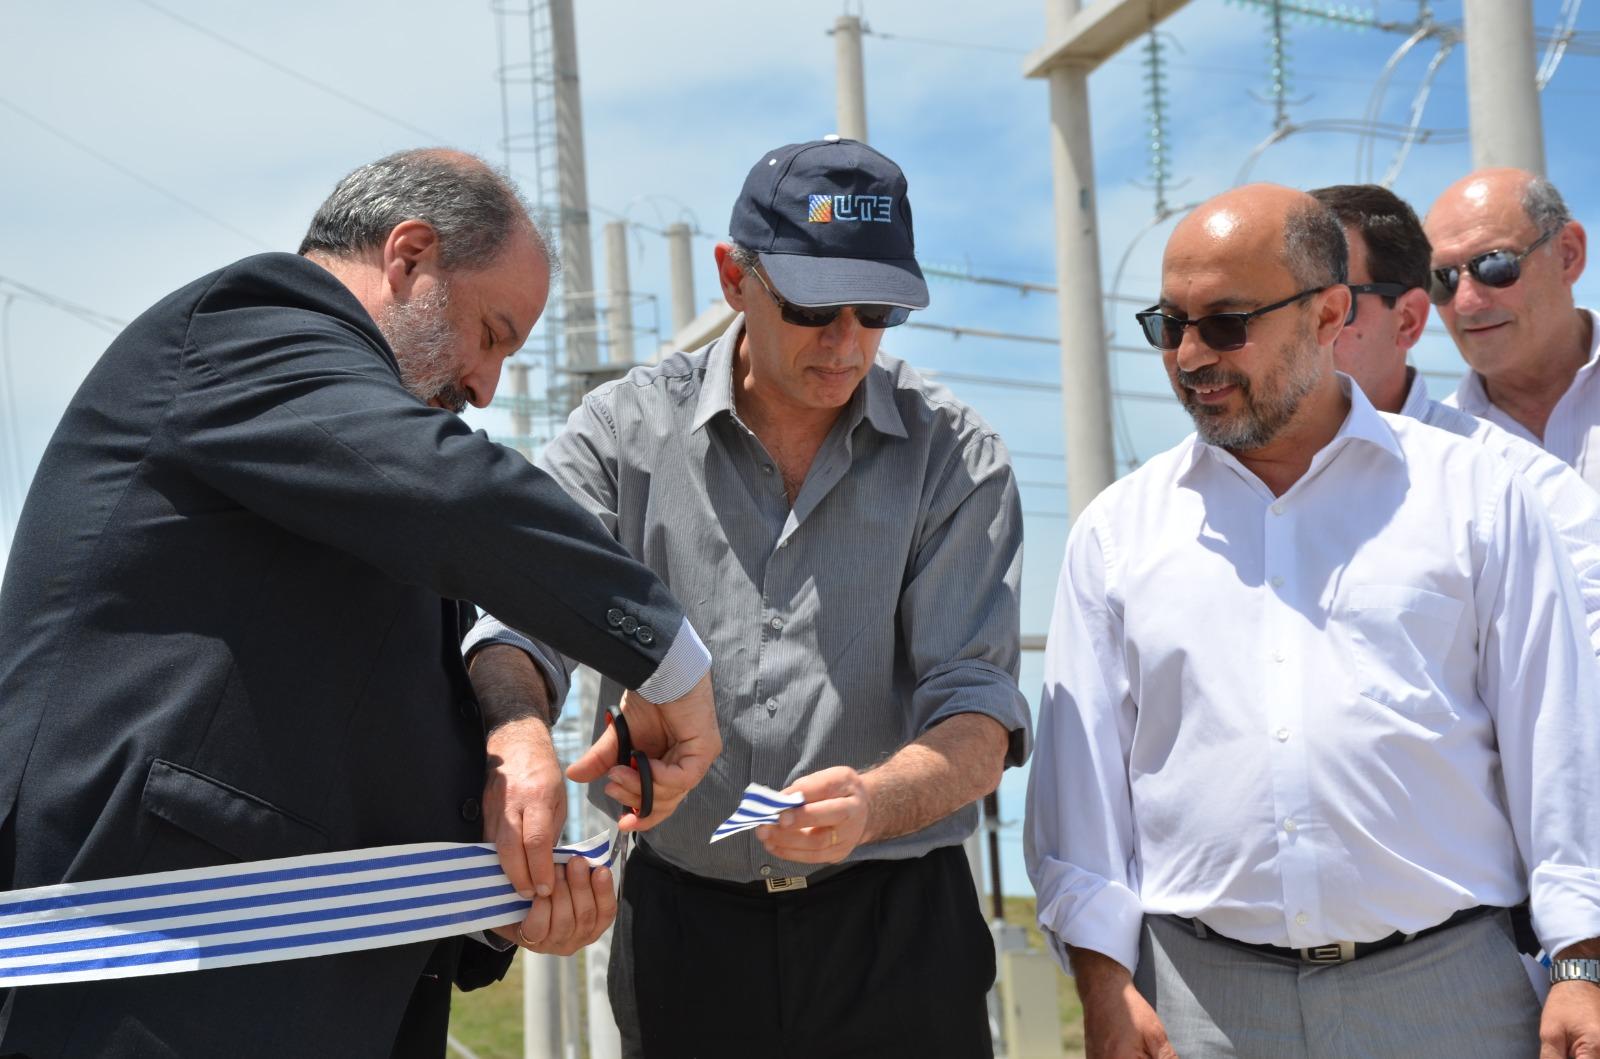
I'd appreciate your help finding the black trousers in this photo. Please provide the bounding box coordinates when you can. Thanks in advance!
[609,843,996,1059]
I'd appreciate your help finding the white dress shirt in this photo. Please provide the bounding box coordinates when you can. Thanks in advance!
[1447,307,1600,493]
[1026,378,1600,976]
[1402,369,1600,653]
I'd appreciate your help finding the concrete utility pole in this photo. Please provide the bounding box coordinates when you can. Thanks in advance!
[1024,0,1190,517]
[604,221,634,364]
[834,14,868,142]
[551,0,598,391]
[1461,0,1547,175]
[574,666,623,1059]
[666,223,697,338]
[1043,0,1114,518]
[522,950,563,1059]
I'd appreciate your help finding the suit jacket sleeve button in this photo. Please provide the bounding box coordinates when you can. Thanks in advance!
[459,798,481,822]
[636,625,655,645]
[606,608,625,628]
[620,616,639,635]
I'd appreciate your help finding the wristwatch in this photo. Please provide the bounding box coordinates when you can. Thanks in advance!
[1549,958,1600,986]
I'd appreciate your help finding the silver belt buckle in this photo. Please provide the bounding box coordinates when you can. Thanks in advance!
[1301,941,1356,964]
[765,875,807,894]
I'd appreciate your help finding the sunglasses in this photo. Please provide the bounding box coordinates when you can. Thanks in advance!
[1344,282,1414,325]
[1428,228,1557,305]
[1136,286,1328,352]
[748,266,911,329]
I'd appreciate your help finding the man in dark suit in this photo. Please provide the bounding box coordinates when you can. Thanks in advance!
[0,148,720,1058]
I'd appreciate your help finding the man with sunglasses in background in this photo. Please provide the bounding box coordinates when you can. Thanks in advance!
[1425,169,1599,492]
[1027,183,1600,1058]
[1311,183,1600,661]
[467,138,1029,1056]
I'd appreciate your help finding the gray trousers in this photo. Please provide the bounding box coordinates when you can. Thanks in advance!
[1134,912,1542,1058]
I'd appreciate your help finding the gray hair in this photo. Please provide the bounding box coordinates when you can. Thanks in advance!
[727,242,761,273]
[1282,200,1349,288]
[1522,176,1573,234]
[299,149,552,272]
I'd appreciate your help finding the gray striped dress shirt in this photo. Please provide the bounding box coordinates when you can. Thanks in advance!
[473,314,1030,882]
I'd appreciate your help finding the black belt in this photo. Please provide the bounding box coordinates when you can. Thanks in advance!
[1161,905,1496,964]
[630,840,862,896]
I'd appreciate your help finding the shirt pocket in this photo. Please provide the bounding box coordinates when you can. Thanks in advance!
[1339,584,1464,719]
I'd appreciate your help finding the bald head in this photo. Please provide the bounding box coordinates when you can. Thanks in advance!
[1424,167,1586,385]
[1428,168,1572,240]
[1168,184,1347,295]
[299,147,551,273]
[1155,185,1353,457]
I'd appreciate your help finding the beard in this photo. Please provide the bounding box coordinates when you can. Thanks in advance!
[1173,323,1322,451]
[378,282,469,414]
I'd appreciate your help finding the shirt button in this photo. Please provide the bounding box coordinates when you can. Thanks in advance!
[762,464,774,475]
[1270,575,1284,588]
[459,798,481,822]
[1270,503,1284,516]
[769,616,784,631]
[759,865,774,877]
[778,538,789,548]
[621,616,639,635]
[1283,817,1298,832]
[636,625,655,645]
[1275,727,1290,742]
[606,608,624,628]
[1272,650,1286,663]
[1295,912,1309,926]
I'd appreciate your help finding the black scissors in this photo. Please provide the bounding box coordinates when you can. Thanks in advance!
[603,707,654,819]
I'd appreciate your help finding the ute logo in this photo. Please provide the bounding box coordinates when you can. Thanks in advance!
[807,194,894,223]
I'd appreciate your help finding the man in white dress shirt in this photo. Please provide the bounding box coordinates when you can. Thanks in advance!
[1309,182,1600,658]
[1425,169,1600,492]
[1026,183,1600,1058]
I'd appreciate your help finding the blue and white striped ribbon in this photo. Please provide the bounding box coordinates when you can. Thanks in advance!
[709,783,805,843]
[0,832,623,988]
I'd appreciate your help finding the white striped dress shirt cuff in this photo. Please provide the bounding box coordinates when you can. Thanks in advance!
[634,617,711,704]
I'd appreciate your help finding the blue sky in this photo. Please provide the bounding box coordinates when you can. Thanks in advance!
[3,1,1598,892]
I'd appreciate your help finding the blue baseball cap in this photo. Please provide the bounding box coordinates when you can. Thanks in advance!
[728,137,929,310]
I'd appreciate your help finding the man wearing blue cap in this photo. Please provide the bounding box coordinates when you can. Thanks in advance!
[468,138,1030,1055]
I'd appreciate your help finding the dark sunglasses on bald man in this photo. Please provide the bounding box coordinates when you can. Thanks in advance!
[748,265,911,329]
[1428,228,1558,305]
[1135,286,1329,352]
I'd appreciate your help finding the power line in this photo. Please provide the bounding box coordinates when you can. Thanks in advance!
[132,0,446,142]
[0,277,129,335]
[906,320,1056,345]
[860,27,1028,55]
[0,96,269,249]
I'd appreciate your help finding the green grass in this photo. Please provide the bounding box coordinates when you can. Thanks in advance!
[449,952,526,1059]
[450,898,1085,1057]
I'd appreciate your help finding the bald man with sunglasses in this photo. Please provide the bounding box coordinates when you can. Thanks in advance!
[466,138,1029,1057]
[1426,169,1600,493]
[1309,182,1600,663]
[1027,184,1600,1059]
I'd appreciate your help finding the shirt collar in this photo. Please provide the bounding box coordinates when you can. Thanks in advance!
[1454,307,1600,413]
[689,313,908,439]
[690,315,744,433]
[1177,372,1403,484]
[1398,366,1430,420]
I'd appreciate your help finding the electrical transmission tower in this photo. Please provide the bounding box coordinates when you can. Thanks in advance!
[493,0,607,463]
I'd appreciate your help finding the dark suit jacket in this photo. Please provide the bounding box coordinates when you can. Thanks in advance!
[0,253,686,1057]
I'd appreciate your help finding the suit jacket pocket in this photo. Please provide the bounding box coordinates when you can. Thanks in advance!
[141,758,331,862]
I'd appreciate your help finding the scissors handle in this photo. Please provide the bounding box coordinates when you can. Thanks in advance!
[603,709,654,819]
